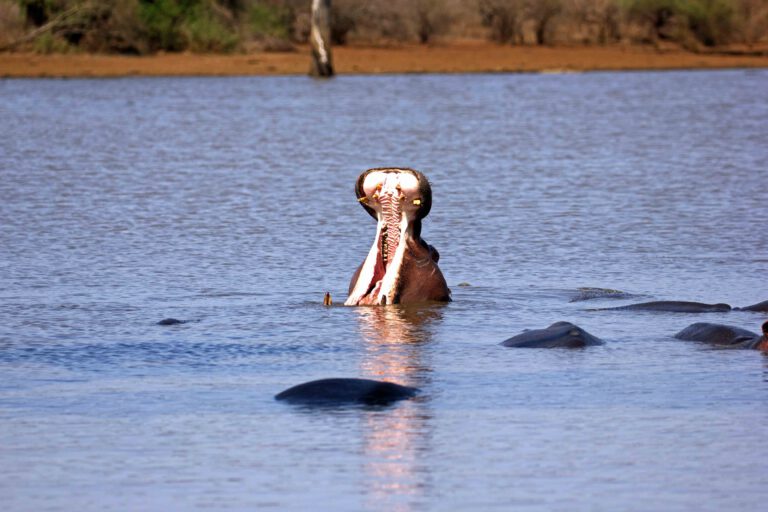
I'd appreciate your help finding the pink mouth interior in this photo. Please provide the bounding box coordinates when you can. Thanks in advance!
[360,217,397,305]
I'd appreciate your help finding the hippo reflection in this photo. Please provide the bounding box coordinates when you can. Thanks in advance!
[346,168,451,306]
[501,321,604,348]
[674,321,768,350]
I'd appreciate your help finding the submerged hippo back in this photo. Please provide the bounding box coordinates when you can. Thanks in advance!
[275,378,419,405]
[674,322,759,347]
[604,301,732,313]
[502,321,604,348]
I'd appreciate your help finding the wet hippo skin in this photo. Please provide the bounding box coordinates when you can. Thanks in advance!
[595,301,732,313]
[501,321,604,348]
[275,378,419,405]
[674,321,768,350]
[735,300,768,312]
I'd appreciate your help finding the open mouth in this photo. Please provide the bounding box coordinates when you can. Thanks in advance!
[345,168,430,306]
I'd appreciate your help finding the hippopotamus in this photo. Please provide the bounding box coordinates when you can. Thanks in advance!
[345,168,451,305]
[734,300,768,312]
[594,301,732,313]
[674,321,768,350]
[157,318,189,326]
[569,287,640,302]
[275,378,419,405]
[501,321,604,348]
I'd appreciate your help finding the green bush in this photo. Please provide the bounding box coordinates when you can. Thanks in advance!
[136,0,239,52]
[679,0,735,46]
[138,0,189,51]
[33,30,74,52]
[182,3,238,51]
[248,1,291,39]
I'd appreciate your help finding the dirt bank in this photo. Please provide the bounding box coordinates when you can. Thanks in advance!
[2,42,767,78]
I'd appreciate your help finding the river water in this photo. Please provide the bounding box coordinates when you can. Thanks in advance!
[1,70,767,511]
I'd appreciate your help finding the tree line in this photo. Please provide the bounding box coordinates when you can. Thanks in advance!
[1,0,767,54]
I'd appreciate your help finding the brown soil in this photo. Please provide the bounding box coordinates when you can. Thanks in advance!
[2,41,767,78]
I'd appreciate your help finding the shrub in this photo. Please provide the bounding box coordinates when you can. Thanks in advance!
[0,0,26,47]
[679,0,735,46]
[625,0,680,41]
[248,0,292,39]
[735,0,768,44]
[330,0,362,44]
[478,0,525,43]
[183,2,238,51]
[138,0,189,51]
[78,0,147,54]
[408,0,454,44]
[565,0,621,44]
[33,30,74,52]
[526,0,564,45]
[135,0,240,53]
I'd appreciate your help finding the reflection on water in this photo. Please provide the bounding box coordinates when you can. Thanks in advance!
[356,305,442,386]
[355,306,443,511]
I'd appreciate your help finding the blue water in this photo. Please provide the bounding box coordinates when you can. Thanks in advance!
[1,70,767,511]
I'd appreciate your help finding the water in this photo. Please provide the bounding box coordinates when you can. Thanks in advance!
[1,70,767,511]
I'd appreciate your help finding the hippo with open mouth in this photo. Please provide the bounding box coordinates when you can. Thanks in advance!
[345,168,451,306]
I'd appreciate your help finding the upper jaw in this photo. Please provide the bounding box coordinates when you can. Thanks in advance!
[355,168,431,223]
[345,169,429,306]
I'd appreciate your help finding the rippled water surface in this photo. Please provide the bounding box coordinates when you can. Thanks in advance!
[1,70,767,511]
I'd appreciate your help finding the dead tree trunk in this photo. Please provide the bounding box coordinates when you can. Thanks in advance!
[309,0,334,77]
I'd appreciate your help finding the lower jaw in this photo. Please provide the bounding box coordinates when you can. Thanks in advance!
[356,258,399,305]
[348,234,407,306]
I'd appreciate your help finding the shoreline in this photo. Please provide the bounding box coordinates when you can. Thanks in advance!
[2,42,767,78]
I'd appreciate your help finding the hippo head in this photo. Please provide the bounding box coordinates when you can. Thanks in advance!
[757,321,768,352]
[345,168,449,306]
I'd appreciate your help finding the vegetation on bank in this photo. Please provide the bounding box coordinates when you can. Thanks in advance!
[1,0,767,54]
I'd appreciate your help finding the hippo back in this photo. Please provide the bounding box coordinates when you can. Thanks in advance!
[502,321,603,348]
[674,322,758,346]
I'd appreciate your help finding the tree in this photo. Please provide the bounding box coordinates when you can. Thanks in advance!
[526,0,563,45]
[410,0,453,44]
[309,0,333,76]
[479,0,524,44]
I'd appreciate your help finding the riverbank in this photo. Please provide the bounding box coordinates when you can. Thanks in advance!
[2,42,767,78]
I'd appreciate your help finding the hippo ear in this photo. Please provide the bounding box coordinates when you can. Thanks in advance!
[762,321,768,335]
[355,169,378,220]
[410,169,432,221]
